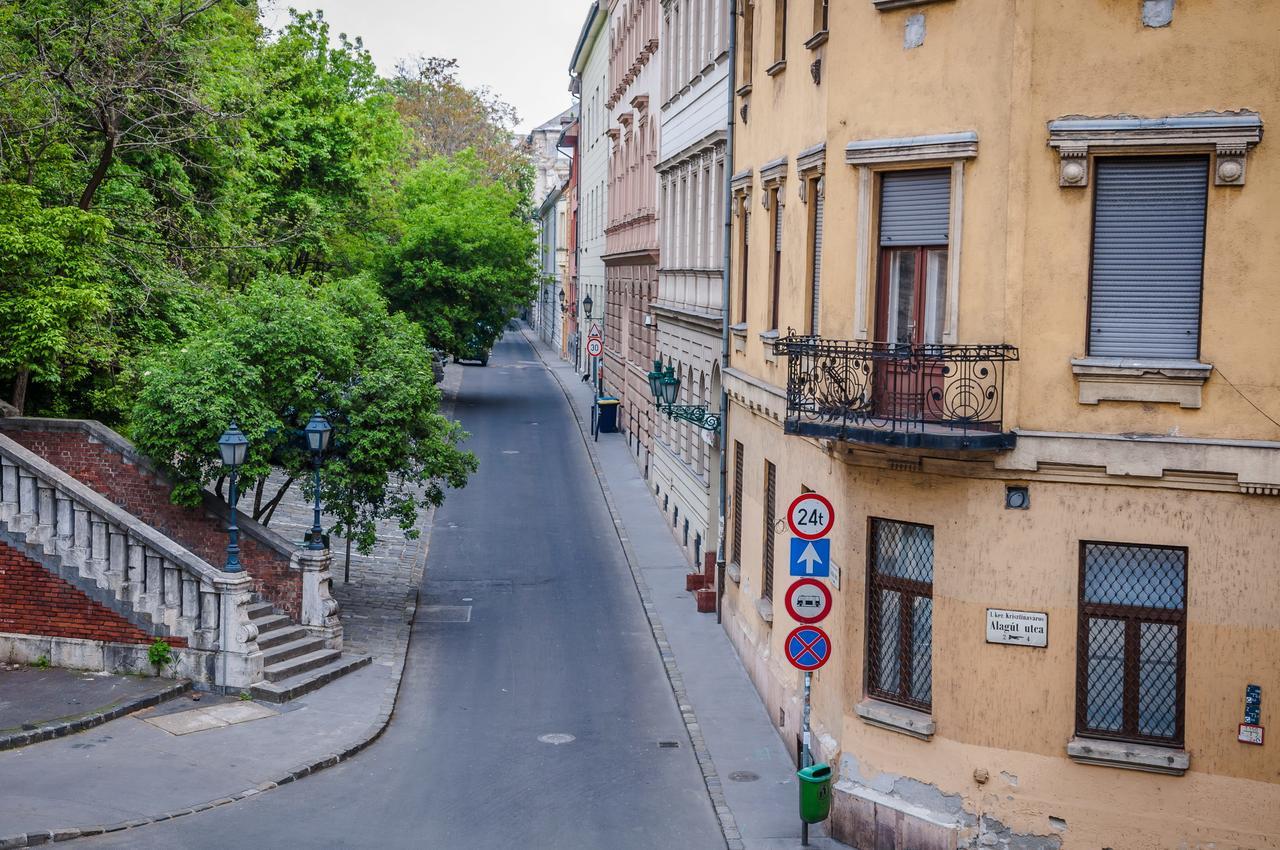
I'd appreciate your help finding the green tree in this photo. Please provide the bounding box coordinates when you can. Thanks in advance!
[0,185,109,413]
[380,152,538,358]
[130,275,475,549]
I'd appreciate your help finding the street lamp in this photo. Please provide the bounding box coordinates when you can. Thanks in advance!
[217,422,249,573]
[660,365,680,406]
[304,412,332,551]
[558,290,566,313]
[583,294,593,319]
[647,359,664,402]
[645,361,721,432]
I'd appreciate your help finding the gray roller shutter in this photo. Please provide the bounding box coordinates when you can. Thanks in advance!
[880,169,950,246]
[811,189,824,334]
[1089,157,1208,359]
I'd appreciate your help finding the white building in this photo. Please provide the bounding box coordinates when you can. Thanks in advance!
[652,0,729,568]
[526,107,575,341]
[537,184,568,350]
[571,2,610,378]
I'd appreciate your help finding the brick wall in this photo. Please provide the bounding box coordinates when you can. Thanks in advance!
[0,541,185,646]
[6,429,301,620]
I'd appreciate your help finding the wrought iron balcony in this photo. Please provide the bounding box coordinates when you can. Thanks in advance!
[774,334,1020,450]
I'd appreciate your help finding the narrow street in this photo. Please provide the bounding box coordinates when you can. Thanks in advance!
[79,332,726,850]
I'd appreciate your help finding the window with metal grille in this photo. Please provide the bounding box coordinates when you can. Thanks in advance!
[1077,542,1187,745]
[732,441,744,565]
[763,460,777,600]
[867,518,934,711]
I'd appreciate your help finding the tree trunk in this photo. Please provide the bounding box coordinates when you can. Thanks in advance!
[78,122,116,211]
[10,367,30,415]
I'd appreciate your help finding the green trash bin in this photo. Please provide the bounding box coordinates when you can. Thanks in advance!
[797,762,833,824]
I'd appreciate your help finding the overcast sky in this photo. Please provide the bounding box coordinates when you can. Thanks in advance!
[261,0,586,134]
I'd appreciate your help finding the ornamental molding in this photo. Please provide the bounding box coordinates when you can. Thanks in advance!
[759,156,787,208]
[1046,112,1263,187]
[796,142,826,202]
[730,167,754,191]
[844,131,978,166]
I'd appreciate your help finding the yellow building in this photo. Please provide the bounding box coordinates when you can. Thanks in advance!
[722,1,1280,847]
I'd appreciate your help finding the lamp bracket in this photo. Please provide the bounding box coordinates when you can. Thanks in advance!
[659,404,721,431]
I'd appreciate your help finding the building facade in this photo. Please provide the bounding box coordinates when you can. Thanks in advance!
[603,0,661,466]
[572,2,611,377]
[651,0,730,570]
[561,115,582,365]
[721,1,1280,848]
[526,108,575,344]
[536,183,568,351]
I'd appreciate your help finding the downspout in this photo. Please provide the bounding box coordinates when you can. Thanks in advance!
[716,0,737,625]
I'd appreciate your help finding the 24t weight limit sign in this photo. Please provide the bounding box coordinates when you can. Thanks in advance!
[787,493,834,540]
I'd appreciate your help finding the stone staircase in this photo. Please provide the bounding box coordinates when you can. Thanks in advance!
[247,601,369,702]
[0,426,367,699]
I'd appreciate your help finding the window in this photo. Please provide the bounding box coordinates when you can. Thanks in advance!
[876,169,949,346]
[740,1,754,87]
[814,0,828,33]
[731,441,744,565]
[807,177,823,334]
[762,460,777,600]
[770,188,782,329]
[1077,542,1187,745]
[867,518,933,711]
[738,197,750,322]
[772,0,787,66]
[1087,157,1208,360]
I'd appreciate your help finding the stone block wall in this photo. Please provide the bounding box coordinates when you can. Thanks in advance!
[0,540,185,646]
[4,426,301,621]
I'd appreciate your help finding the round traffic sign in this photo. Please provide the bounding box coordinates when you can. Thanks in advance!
[787,493,834,540]
[784,578,832,624]
[587,338,603,357]
[784,625,832,671]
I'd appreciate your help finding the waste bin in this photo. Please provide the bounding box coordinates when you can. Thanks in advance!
[596,396,619,433]
[797,763,832,824]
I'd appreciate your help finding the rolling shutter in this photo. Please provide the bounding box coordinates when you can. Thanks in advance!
[879,169,950,246]
[811,188,824,334]
[1088,157,1208,359]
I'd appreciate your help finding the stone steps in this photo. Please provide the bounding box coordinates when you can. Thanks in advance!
[250,653,373,703]
[261,635,327,666]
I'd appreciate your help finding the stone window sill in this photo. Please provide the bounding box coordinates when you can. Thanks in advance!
[730,322,749,337]
[760,329,780,364]
[755,595,774,624]
[766,60,787,77]
[736,83,753,97]
[855,698,935,740]
[805,30,829,50]
[727,563,741,584]
[1071,357,1212,409]
[873,0,953,9]
[1066,736,1189,776]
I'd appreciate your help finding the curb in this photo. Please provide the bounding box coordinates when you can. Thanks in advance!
[521,327,742,850]
[0,364,464,849]
[0,679,192,753]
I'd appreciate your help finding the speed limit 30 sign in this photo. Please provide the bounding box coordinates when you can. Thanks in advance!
[787,493,834,540]
[586,337,603,357]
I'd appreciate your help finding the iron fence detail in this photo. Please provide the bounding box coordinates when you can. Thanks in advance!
[774,334,1019,450]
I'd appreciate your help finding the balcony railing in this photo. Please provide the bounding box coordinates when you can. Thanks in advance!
[774,334,1020,450]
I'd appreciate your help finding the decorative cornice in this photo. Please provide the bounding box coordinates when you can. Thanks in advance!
[1047,112,1263,187]
[796,142,826,198]
[730,168,753,191]
[656,129,728,173]
[844,131,979,165]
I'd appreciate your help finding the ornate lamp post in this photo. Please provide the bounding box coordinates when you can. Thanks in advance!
[304,412,332,550]
[582,294,593,320]
[646,359,721,431]
[217,422,249,573]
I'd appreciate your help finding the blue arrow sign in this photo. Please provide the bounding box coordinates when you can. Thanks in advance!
[790,537,830,577]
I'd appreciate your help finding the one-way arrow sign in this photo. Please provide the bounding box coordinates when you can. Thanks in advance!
[789,537,830,578]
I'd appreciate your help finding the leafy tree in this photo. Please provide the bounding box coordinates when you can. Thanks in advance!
[0,185,109,413]
[130,275,475,550]
[380,152,538,358]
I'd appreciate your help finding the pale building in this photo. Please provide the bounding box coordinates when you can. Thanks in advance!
[722,1,1280,848]
[571,2,611,376]
[650,0,730,570]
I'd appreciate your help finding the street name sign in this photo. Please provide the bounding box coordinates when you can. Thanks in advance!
[789,537,830,577]
[786,493,834,540]
[985,609,1048,647]
[1239,723,1265,745]
[587,337,603,357]
[785,578,832,624]
[784,626,832,671]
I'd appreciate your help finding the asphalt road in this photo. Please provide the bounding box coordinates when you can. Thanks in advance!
[80,332,724,850]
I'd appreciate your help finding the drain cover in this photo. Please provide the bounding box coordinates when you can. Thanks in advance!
[657,741,680,749]
[729,771,760,782]
[538,733,575,745]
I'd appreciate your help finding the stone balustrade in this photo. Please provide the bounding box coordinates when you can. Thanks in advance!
[0,432,263,688]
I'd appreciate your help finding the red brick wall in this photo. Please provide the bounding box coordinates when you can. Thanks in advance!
[0,541,185,646]
[7,429,301,620]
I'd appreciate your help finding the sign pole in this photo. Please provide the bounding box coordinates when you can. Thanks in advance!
[801,669,812,846]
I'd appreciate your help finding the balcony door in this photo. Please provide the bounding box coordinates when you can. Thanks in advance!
[874,169,950,422]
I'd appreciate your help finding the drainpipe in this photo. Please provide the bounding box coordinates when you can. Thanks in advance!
[716,0,737,625]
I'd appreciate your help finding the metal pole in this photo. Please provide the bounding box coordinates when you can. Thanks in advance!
[344,535,352,584]
[716,0,738,625]
[802,669,812,846]
[225,468,241,572]
[309,454,324,550]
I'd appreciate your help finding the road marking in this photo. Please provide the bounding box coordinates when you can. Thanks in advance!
[538,733,575,745]
[420,605,471,623]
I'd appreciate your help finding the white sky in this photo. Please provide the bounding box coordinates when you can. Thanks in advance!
[261,0,586,134]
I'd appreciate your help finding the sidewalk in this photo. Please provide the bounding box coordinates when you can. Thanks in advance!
[522,328,838,850]
[0,367,461,847]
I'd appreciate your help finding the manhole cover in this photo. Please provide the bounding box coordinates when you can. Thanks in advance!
[657,740,680,749]
[538,733,575,745]
[729,771,760,782]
